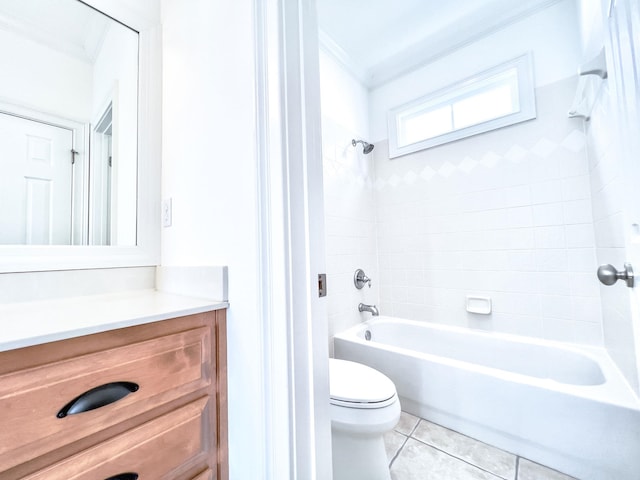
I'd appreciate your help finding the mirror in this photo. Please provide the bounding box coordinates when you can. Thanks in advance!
[0,0,138,246]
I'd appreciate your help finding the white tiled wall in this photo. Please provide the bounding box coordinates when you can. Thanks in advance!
[320,51,379,353]
[373,76,603,345]
[586,79,639,393]
[322,117,379,348]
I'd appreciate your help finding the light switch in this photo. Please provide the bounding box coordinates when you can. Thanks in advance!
[162,198,172,227]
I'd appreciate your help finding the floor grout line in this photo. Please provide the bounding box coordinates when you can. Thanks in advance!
[389,413,578,480]
[404,434,508,480]
[388,433,410,469]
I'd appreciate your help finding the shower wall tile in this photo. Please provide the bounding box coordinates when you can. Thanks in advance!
[322,115,379,352]
[586,78,639,394]
[373,77,604,345]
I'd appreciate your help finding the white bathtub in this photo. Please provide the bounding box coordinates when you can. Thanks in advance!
[334,317,640,480]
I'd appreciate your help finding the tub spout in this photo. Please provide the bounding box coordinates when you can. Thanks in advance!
[358,303,379,316]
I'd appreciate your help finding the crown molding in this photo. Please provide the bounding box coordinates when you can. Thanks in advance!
[320,0,565,90]
[318,28,369,86]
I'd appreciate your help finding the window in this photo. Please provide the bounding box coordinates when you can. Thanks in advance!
[388,54,536,158]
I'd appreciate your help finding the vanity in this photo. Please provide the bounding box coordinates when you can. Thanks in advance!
[0,291,228,480]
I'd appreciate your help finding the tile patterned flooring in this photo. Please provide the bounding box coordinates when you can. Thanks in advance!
[384,412,578,480]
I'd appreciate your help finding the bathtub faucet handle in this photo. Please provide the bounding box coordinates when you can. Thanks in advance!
[354,269,371,289]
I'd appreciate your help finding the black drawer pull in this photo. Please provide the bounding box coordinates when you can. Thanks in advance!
[57,381,139,418]
[104,474,138,480]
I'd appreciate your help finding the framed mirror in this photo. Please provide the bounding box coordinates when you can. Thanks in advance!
[0,0,138,246]
[0,0,161,272]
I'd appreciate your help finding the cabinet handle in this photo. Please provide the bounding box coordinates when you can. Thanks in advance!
[56,381,139,418]
[104,474,139,480]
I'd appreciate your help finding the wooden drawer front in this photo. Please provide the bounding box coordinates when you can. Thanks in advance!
[0,327,211,471]
[25,397,212,480]
[192,469,213,480]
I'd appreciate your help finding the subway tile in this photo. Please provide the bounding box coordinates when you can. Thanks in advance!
[530,179,563,204]
[533,203,564,226]
[507,250,536,271]
[569,273,600,297]
[537,272,571,296]
[567,248,597,272]
[562,199,593,224]
[571,296,602,324]
[561,175,591,200]
[491,292,540,316]
[557,153,589,178]
[534,226,566,249]
[535,249,568,272]
[540,295,572,319]
[565,224,596,248]
[504,184,532,207]
[594,214,626,248]
[499,271,538,294]
[491,312,543,337]
[505,206,534,228]
[507,228,537,250]
[572,321,604,346]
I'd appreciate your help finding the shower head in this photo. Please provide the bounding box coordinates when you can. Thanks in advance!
[352,139,375,154]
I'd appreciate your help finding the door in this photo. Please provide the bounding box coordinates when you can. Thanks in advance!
[0,112,74,245]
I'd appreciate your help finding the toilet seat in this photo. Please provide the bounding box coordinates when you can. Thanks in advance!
[329,359,397,409]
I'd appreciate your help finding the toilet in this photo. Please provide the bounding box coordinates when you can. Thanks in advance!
[329,358,401,480]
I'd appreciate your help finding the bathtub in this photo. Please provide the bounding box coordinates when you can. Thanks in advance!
[334,317,640,480]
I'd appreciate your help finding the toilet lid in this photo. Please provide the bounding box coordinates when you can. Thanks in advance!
[329,359,397,408]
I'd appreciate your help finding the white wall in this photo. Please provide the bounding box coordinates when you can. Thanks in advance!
[320,50,380,351]
[0,28,92,120]
[161,0,266,477]
[369,0,582,141]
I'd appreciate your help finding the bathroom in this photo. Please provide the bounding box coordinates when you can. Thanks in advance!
[0,0,638,479]
[319,0,640,478]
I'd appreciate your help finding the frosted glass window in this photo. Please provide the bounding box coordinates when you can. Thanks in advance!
[388,54,536,158]
[400,105,452,145]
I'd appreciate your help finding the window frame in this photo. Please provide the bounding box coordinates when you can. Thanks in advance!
[388,53,537,158]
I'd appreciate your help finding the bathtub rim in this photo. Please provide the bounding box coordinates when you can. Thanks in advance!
[334,316,640,411]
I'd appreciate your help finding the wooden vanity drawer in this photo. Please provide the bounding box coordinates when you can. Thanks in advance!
[24,397,213,480]
[0,325,212,472]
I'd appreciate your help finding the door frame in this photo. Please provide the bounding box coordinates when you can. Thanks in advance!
[254,0,331,478]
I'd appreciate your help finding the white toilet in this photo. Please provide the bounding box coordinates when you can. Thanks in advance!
[329,358,401,480]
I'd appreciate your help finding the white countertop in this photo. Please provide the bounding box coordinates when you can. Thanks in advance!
[0,289,228,352]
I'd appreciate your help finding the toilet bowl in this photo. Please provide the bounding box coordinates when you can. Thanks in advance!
[329,358,401,480]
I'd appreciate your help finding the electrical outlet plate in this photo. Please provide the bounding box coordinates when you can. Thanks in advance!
[162,198,172,227]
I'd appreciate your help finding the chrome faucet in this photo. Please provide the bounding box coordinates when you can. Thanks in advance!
[358,303,379,316]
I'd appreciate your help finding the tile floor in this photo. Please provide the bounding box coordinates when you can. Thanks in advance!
[384,412,578,480]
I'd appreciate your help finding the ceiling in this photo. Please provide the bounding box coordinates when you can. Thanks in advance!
[316,0,565,88]
[0,0,113,63]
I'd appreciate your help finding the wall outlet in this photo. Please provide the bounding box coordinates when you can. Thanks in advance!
[162,198,172,227]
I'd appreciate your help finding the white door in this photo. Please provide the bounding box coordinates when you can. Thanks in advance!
[0,112,74,245]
